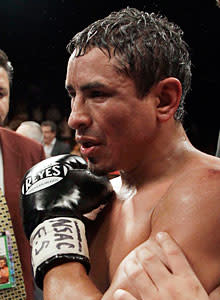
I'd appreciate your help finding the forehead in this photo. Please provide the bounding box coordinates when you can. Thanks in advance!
[41,125,52,131]
[69,47,113,68]
[66,47,122,86]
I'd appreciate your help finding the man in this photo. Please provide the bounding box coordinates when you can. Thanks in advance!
[41,120,71,157]
[21,7,220,299]
[16,120,44,144]
[0,49,45,299]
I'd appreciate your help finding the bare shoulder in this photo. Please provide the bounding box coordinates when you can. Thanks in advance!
[181,153,220,180]
[150,154,220,292]
[156,153,220,211]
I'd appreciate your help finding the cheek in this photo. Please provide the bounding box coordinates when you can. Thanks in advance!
[103,115,127,143]
[112,112,156,153]
[0,99,9,122]
[103,117,136,160]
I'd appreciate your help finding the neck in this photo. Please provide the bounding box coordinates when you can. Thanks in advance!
[120,122,196,189]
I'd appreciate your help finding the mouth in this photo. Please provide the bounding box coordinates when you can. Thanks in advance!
[77,138,101,157]
[81,143,99,157]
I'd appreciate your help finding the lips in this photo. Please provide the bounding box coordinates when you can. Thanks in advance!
[80,143,100,157]
[76,137,101,157]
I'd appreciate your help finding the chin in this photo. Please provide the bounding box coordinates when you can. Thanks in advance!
[87,157,113,176]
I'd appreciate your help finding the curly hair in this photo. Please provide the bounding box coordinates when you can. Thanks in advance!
[67,7,192,122]
[0,49,14,85]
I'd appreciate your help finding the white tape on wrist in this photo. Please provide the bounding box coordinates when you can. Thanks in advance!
[30,217,89,277]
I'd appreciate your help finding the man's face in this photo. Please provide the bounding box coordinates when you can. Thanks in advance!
[41,125,56,145]
[66,48,158,175]
[0,67,10,125]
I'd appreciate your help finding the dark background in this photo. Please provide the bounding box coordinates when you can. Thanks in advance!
[0,0,219,154]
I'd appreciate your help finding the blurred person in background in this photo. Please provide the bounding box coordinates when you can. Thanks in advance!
[16,120,44,144]
[0,48,45,299]
[41,120,71,157]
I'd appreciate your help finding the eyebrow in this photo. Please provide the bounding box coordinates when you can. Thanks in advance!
[65,81,106,93]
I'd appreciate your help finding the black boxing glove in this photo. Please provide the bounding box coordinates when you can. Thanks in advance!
[20,154,114,289]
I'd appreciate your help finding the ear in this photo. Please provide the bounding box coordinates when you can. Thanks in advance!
[155,77,182,122]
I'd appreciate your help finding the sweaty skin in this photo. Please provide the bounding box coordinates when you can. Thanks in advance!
[113,232,212,300]
[43,48,220,300]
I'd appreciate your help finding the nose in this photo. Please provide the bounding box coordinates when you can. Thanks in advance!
[68,97,92,131]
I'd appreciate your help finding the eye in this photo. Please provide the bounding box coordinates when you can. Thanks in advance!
[0,88,9,99]
[90,90,108,98]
